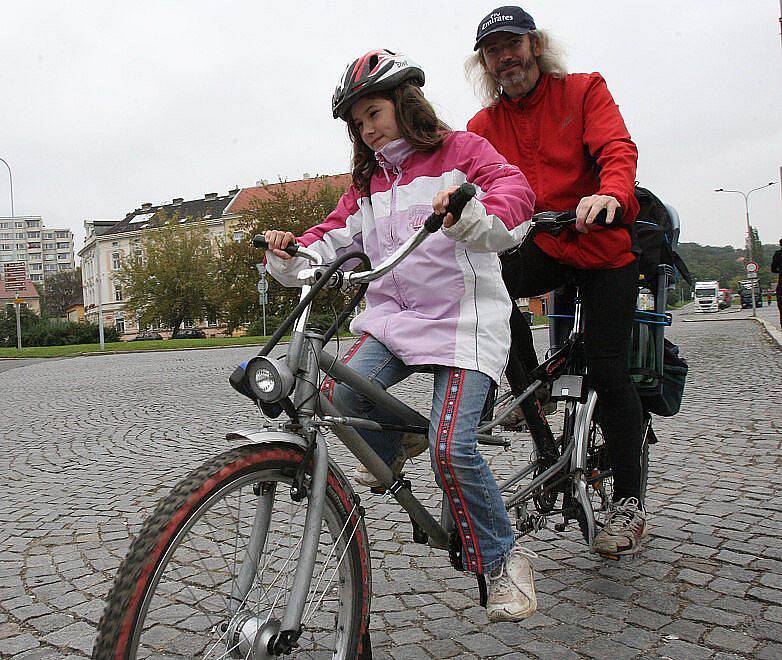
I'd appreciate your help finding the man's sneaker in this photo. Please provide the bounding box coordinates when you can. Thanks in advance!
[486,545,538,622]
[354,433,428,488]
[593,497,647,556]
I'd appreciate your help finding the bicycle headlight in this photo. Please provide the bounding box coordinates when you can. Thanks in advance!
[244,356,294,403]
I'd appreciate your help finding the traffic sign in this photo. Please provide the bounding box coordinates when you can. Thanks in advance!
[13,297,24,305]
[746,261,758,274]
[746,271,758,280]
[257,279,269,293]
[259,293,268,305]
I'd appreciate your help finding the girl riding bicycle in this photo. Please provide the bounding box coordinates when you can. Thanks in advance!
[264,49,538,621]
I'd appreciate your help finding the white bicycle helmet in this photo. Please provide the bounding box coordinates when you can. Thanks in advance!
[332,49,425,119]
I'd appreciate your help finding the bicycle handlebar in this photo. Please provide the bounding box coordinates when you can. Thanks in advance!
[530,207,623,234]
[251,235,300,256]
[423,183,477,232]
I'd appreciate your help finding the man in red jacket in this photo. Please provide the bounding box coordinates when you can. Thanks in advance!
[467,6,647,557]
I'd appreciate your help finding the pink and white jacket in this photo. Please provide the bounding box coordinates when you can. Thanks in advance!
[267,131,535,383]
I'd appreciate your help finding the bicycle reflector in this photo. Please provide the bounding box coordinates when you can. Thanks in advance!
[244,356,295,403]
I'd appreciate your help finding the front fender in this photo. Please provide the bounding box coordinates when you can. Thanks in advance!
[225,428,355,495]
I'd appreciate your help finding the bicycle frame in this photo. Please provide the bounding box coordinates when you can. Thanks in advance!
[230,221,607,646]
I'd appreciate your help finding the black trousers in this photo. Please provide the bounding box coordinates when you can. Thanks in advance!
[501,241,644,501]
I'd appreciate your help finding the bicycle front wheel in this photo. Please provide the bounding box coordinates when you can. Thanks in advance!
[93,443,371,659]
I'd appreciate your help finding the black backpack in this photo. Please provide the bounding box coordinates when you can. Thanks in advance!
[633,186,693,287]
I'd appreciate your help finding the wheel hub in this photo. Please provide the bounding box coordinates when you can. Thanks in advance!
[225,612,280,659]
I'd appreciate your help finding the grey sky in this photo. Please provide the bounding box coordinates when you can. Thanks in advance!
[2,1,780,255]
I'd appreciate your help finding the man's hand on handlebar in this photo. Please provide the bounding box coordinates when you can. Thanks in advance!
[432,186,461,229]
[264,230,297,260]
[575,194,621,234]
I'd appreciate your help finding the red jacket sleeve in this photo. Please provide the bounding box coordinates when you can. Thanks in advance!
[582,74,639,222]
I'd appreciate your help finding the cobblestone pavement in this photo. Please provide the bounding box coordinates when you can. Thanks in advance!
[1,310,781,659]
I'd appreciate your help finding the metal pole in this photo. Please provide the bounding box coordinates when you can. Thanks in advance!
[0,156,13,218]
[743,193,758,317]
[15,302,22,350]
[262,300,267,336]
[95,242,105,349]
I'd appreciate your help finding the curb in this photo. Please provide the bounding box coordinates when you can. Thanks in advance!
[751,317,782,349]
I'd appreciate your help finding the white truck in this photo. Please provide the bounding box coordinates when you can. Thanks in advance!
[694,280,720,313]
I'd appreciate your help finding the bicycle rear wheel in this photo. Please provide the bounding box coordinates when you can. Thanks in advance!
[93,443,371,659]
[576,402,649,544]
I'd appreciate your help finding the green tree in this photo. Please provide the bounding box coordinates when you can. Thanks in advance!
[748,226,764,267]
[35,267,83,319]
[117,216,219,336]
[216,180,345,332]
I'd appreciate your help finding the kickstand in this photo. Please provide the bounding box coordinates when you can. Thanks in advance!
[477,574,488,608]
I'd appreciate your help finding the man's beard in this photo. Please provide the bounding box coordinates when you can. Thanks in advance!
[493,55,537,90]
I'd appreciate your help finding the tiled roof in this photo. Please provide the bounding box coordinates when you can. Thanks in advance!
[225,174,352,214]
[0,279,39,300]
[102,191,240,236]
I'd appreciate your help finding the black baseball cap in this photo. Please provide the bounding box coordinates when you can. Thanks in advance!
[474,6,536,51]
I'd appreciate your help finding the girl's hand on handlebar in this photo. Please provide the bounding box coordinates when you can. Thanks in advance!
[575,195,620,233]
[263,230,296,260]
[432,186,460,228]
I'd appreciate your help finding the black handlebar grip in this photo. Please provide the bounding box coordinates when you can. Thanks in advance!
[252,234,300,256]
[424,183,477,232]
[592,207,622,226]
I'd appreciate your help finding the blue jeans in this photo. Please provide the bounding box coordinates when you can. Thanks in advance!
[325,334,515,574]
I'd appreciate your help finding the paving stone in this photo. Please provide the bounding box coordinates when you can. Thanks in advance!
[1,315,779,658]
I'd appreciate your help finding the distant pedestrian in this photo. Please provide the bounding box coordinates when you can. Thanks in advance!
[772,238,782,326]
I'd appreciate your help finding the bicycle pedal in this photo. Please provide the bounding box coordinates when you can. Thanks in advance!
[598,552,621,561]
[369,486,387,495]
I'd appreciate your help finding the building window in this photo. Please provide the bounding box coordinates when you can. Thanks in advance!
[15,221,25,228]
[15,243,25,250]
[115,317,125,334]
[15,232,25,239]
[27,220,40,228]
[29,263,42,271]
[58,264,70,270]
[0,233,10,240]
[28,231,40,239]
[44,254,55,261]
[207,315,219,327]
[114,285,123,301]
[58,253,69,260]
[0,222,8,229]
[44,232,53,238]
[55,231,69,238]
[43,242,55,250]
[27,242,40,250]
[112,252,121,270]
[56,242,69,249]
[44,264,57,271]
[30,274,43,282]
[232,231,246,242]
[1,245,10,251]
[29,253,41,261]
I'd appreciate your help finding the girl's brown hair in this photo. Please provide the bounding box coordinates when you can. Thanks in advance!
[346,84,451,194]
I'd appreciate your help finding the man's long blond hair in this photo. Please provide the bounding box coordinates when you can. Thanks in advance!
[465,30,568,107]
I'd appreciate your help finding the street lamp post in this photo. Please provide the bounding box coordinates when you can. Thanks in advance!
[715,182,777,317]
[1,156,22,349]
[0,156,14,218]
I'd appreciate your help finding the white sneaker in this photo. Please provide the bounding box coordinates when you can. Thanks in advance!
[354,433,428,488]
[593,497,647,556]
[486,545,538,622]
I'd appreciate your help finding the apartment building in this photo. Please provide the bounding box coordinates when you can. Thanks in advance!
[79,174,350,338]
[0,216,76,283]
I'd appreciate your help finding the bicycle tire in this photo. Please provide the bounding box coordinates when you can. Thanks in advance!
[576,406,649,544]
[93,443,371,660]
